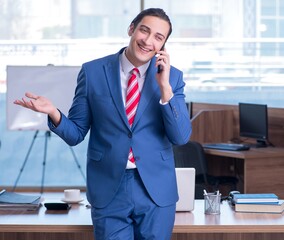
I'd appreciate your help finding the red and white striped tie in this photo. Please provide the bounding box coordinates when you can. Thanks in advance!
[126,68,140,163]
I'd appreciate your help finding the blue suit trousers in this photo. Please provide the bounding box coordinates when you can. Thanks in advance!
[91,169,176,240]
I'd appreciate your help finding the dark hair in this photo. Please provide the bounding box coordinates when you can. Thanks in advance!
[130,8,172,40]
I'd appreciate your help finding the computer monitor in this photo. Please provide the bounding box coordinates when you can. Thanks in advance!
[239,102,268,147]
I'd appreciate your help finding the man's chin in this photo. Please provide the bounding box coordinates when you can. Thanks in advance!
[137,53,154,63]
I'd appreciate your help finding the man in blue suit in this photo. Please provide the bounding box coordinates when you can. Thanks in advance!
[14,8,192,240]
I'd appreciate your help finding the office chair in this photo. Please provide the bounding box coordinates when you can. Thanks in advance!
[173,140,238,199]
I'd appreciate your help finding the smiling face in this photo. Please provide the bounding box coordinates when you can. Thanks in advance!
[125,16,170,67]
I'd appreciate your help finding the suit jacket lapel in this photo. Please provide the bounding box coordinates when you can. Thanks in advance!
[104,51,159,130]
[104,48,130,129]
[132,59,159,129]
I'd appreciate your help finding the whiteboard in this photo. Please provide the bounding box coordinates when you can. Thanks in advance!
[7,65,81,131]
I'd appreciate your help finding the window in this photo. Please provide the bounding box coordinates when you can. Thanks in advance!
[1,0,284,189]
[261,0,276,15]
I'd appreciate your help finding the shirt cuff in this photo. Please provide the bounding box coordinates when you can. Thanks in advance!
[159,93,174,105]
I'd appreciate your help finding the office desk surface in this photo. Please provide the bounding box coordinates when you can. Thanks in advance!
[0,193,284,234]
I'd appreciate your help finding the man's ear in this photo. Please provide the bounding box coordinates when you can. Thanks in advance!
[128,24,134,36]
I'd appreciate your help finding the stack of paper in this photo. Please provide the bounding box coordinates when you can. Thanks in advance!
[0,189,41,211]
[234,193,284,213]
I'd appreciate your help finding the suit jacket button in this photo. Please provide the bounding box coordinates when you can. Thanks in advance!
[128,133,132,138]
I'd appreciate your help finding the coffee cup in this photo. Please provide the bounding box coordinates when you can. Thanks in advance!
[63,189,82,202]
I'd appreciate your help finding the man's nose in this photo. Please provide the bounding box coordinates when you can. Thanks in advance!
[143,34,154,45]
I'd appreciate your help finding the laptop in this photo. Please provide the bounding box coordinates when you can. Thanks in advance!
[175,168,196,212]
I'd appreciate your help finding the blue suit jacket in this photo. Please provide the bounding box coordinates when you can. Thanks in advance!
[49,48,192,208]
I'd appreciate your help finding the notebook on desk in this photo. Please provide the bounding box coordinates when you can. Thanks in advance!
[175,168,195,212]
[203,143,250,151]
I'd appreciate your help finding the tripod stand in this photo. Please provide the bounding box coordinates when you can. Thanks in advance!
[12,130,86,194]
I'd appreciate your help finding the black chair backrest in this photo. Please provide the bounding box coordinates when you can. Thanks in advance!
[173,141,208,184]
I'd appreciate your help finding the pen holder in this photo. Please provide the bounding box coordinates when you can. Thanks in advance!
[204,192,221,215]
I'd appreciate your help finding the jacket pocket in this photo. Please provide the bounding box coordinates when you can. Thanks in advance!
[88,148,103,162]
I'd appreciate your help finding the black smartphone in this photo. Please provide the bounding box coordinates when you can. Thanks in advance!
[157,65,163,74]
[157,44,165,74]
[44,202,71,210]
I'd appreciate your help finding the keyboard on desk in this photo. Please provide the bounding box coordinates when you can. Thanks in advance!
[203,143,250,151]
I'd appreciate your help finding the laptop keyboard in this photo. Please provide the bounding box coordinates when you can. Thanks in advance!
[203,143,250,151]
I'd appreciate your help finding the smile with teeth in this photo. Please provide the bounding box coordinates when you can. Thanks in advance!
[138,44,152,53]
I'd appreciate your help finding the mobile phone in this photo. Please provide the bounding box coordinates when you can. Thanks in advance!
[44,202,71,210]
[157,65,163,74]
[157,44,165,74]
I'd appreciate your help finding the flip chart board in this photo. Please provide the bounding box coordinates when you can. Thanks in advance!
[6,65,81,130]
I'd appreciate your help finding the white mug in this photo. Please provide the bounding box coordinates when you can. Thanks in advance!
[63,189,81,201]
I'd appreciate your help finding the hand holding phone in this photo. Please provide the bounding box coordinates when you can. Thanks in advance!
[155,45,173,103]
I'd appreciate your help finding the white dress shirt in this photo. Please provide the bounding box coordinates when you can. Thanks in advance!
[120,50,150,169]
[119,50,173,168]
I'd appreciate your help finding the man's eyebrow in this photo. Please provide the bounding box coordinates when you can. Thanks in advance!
[140,24,150,31]
[140,24,166,39]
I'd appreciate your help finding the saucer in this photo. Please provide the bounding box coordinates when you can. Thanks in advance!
[61,198,84,204]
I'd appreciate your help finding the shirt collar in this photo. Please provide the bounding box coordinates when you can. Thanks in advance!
[120,49,150,77]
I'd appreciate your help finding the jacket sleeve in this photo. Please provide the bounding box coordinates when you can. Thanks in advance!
[160,70,192,145]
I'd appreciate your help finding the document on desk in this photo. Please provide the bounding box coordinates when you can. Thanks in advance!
[0,190,41,210]
[0,190,40,204]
